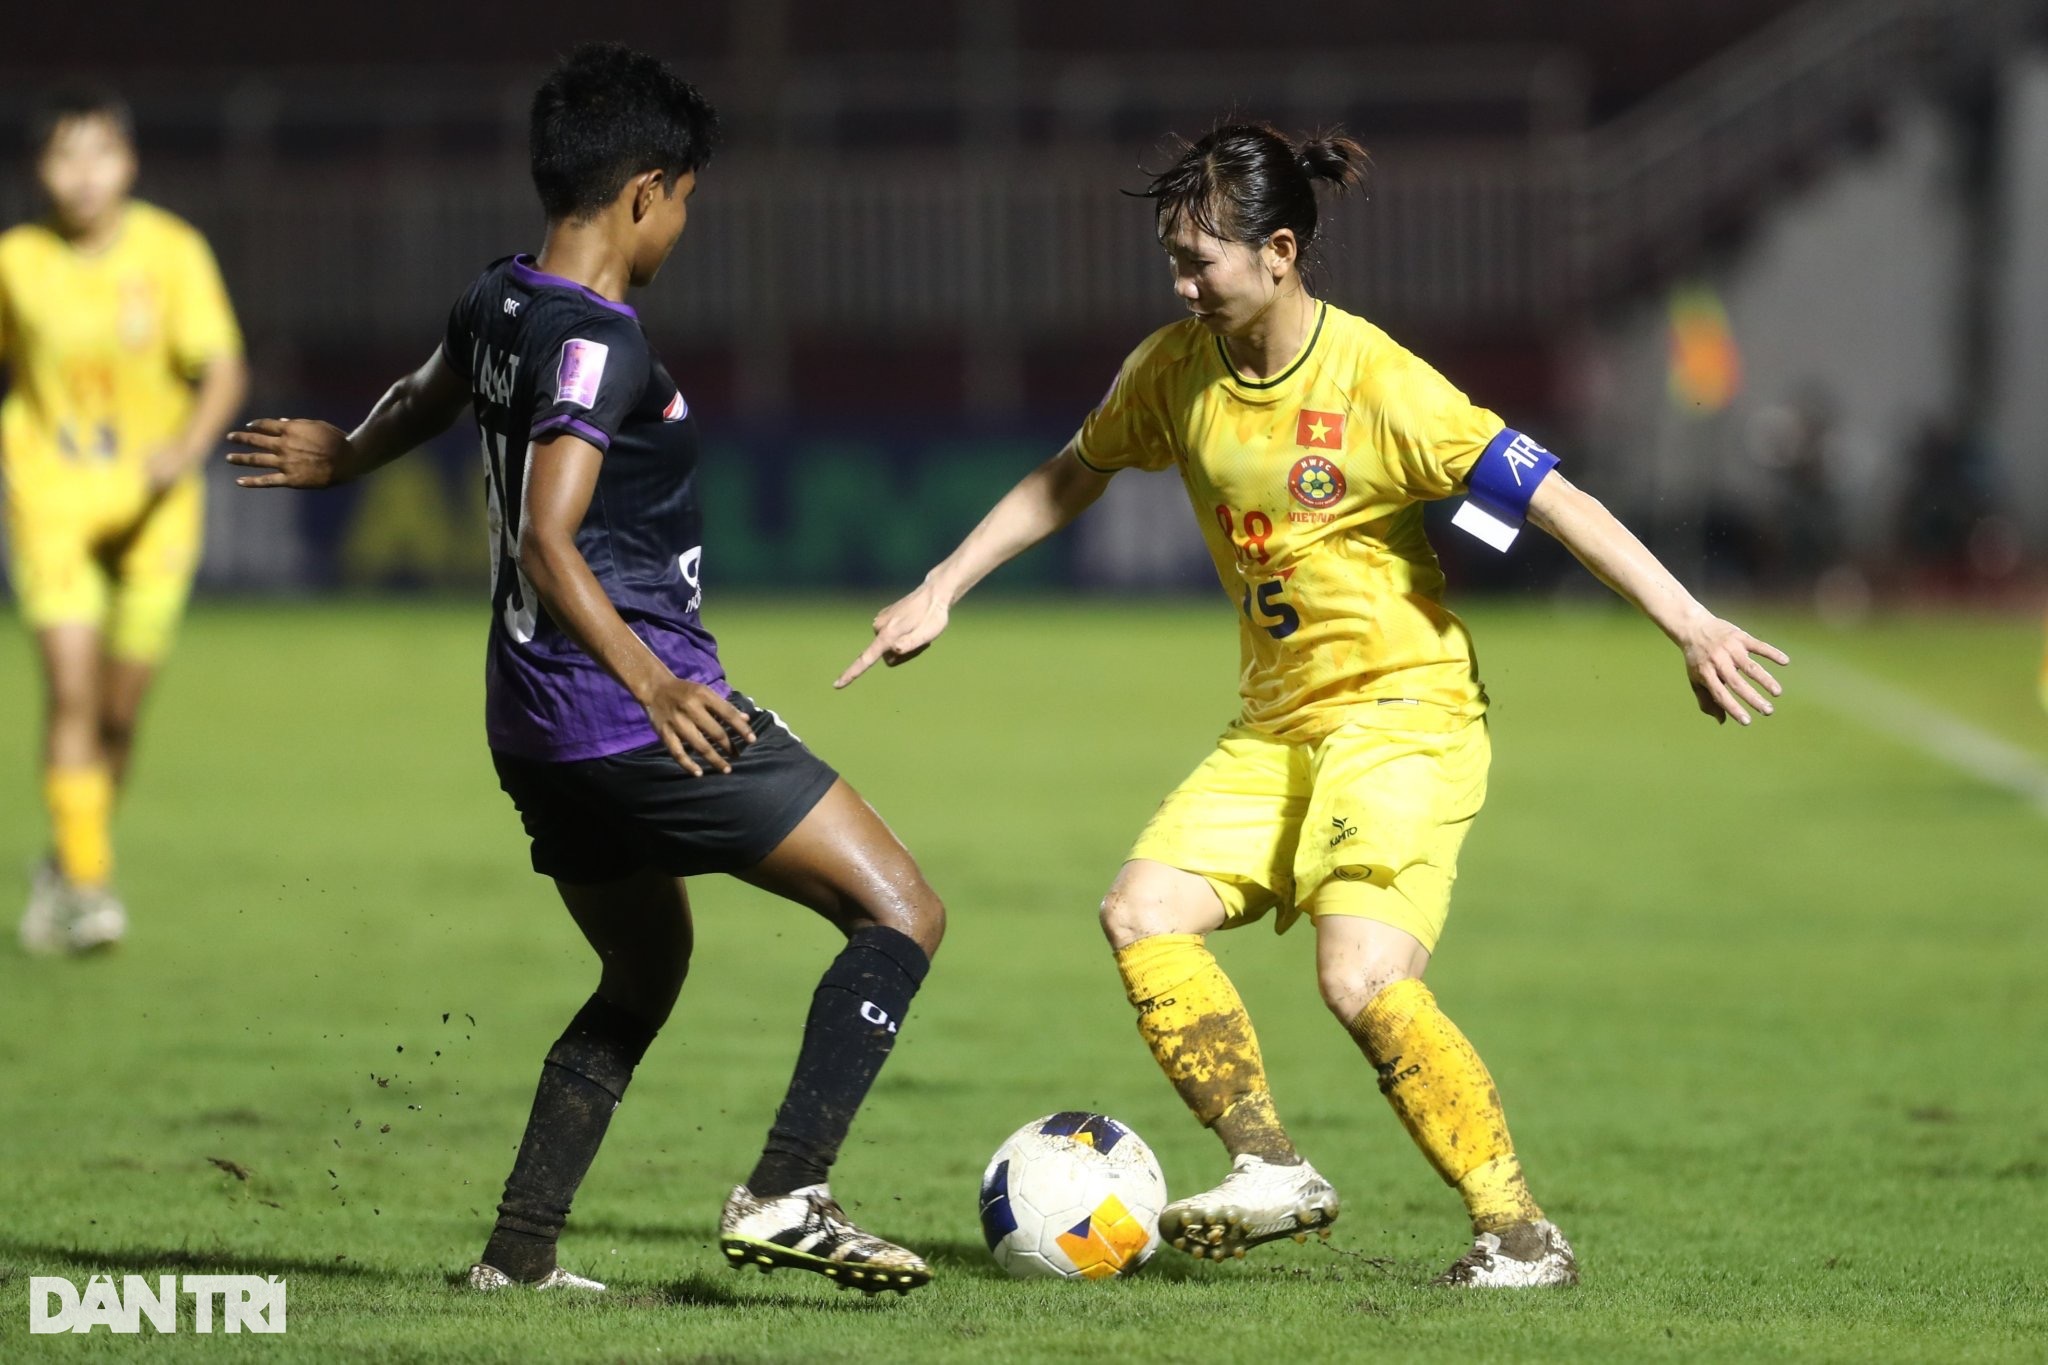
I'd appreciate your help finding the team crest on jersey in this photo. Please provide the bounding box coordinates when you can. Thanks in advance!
[1289,454,1346,510]
[662,390,688,422]
[1296,409,1344,450]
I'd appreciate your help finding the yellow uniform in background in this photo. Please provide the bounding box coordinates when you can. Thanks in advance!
[0,200,242,661]
[1074,301,1515,949]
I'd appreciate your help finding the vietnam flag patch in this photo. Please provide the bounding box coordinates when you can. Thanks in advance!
[1296,410,1344,450]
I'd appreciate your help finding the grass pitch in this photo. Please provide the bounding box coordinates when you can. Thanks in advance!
[1,598,2043,1362]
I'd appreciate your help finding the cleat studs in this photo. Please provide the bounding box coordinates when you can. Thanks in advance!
[1232,1247,1246,1260]
[1293,1234,1308,1245]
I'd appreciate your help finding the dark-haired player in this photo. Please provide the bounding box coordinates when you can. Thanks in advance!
[228,43,940,1296]
[843,124,1789,1287]
[3,85,246,954]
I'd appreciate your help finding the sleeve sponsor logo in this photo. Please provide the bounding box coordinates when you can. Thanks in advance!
[555,338,610,410]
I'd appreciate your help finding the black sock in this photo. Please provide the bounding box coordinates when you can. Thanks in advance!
[748,925,930,1197]
[480,996,657,1281]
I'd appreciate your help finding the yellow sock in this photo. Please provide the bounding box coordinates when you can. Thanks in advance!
[1350,977,1542,1233]
[45,764,114,889]
[1115,933,1295,1162]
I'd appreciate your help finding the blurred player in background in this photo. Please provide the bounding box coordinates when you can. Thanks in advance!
[2,86,247,955]
[844,123,1788,1288]
[229,44,942,1296]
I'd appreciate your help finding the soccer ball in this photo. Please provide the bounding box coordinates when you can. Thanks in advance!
[978,1112,1167,1279]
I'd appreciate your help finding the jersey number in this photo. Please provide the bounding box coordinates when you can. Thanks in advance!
[481,426,539,642]
[1217,503,1296,639]
[1214,503,1272,565]
[1240,579,1300,640]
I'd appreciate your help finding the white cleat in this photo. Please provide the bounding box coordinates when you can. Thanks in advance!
[1433,1219,1579,1288]
[19,860,67,956]
[466,1263,606,1292]
[64,886,127,954]
[719,1183,931,1295]
[1157,1153,1340,1260]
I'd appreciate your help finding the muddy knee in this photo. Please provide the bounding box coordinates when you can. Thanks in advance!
[1319,963,1415,1027]
[1100,864,1226,949]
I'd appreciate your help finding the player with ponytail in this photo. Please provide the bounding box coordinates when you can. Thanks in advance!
[846,121,1786,1288]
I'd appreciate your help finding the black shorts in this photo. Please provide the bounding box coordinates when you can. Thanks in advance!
[492,692,840,884]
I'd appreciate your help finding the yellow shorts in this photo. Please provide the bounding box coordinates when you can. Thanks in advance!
[1128,712,1490,952]
[4,470,203,664]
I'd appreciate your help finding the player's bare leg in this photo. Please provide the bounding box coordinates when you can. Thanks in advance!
[471,866,692,1292]
[1101,859,1339,1259]
[719,778,942,1295]
[98,655,156,793]
[1315,912,1577,1287]
[21,625,120,954]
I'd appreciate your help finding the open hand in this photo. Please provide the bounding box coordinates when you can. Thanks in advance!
[1681,617,1788,725]
[836,580,951,688]
[643,678,757,776]
[225,419,355,489]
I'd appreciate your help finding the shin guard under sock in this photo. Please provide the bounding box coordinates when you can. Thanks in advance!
[45,765,113,888]
[1349,977,1543,1233]
[748,925,930,1197]
[482,996,658,1280]
[1115,933,1297,1163]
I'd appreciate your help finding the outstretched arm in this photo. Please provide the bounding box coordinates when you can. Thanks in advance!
[225,346,469,489]
[1527,472,1788,725]
[836,447,1112,687]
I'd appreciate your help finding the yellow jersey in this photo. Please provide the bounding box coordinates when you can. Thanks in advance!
[1072,301,1511,743]
[0,201,241,497]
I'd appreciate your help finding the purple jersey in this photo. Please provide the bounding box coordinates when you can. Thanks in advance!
[442,255,728,761]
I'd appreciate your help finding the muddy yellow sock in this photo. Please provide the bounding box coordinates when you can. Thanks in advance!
[1350,977,1542,1233]
[1115,933,1296,1162]
[45,764,114,889]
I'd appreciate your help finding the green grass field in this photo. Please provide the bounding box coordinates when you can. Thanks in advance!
[1,598,2044,1363]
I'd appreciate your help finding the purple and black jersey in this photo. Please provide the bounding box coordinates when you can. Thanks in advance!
[442,254,728,762]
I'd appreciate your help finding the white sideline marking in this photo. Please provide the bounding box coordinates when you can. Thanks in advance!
[1800,651,2048,819]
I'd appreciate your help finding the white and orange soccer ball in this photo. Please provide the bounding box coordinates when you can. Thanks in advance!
[979,1112,1167,1279]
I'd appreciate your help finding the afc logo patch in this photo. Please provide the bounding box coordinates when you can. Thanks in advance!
[1296,409,1344,450]
[1289,454,1346,510]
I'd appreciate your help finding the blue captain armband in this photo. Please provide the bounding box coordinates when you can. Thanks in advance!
[1451,428,1560,552]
